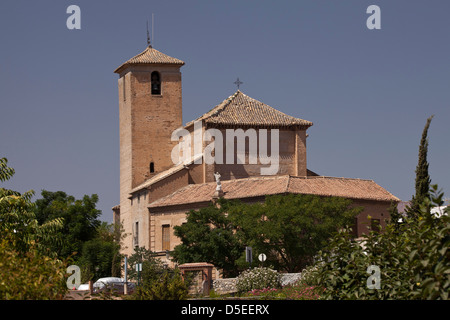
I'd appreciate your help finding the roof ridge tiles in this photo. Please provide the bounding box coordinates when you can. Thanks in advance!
[114,46,185,73]
[186,90,313,128]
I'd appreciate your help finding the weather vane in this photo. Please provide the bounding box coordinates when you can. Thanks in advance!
[234,77,243,90]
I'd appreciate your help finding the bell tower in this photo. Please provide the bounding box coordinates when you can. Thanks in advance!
[114,45,184,250]
[115,44,184,189]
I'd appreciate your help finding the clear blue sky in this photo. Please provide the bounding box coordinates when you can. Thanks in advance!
[1,1,449,222]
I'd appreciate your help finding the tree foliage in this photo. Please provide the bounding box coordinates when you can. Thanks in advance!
[229,194,362,273]
[0,158,63,254]
[172,199,243,277]
[0,239,68,300]
[126,246,166,284]
[77,223,122,282]
[307,185,449,300]
[131,270,188,300]
[172,195,362,276]
[407,115,434,218]
[126,246,189,300]
[0,157,67,299]
[33,190,102,259]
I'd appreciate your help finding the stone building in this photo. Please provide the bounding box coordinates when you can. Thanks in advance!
[113,44,400,265]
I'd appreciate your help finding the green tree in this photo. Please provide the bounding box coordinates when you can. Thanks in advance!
[33,190,102,259]
[172,199,243,277]
[126,246,166,284]
[0,157,67,299]
[309,185,449,300]
[172,195,362,275]
[0,158,63,254]
[77,223,122,282]
[407,115,434,219]
[229,194,362,273]
[0,239,68,300]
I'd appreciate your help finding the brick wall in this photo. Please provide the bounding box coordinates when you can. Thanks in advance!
[117,63,183,257]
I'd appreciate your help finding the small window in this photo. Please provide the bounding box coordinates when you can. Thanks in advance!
[151,71,161,95]
[150,162,155,173]
[134,221,139,247]
[162,225,170,251]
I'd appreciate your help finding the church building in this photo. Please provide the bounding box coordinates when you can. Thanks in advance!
[112,44,400,265]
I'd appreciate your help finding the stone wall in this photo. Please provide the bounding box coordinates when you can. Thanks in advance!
[212,278,238,295]
[212,273,302,295]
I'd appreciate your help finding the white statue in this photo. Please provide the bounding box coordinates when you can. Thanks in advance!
[214,172,222,191]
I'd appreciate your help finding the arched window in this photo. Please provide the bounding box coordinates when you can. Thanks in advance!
[151,71,161,95]
[150,162,155,173]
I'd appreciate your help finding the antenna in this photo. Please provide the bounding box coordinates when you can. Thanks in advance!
[146,20,151,47]
[152,13,154,47]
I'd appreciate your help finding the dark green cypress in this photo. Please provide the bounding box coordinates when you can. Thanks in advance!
[407,115,434,218]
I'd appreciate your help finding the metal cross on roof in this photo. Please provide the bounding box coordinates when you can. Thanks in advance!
[234,77,243,90]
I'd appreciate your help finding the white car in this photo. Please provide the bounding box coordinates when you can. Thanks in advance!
[77,283,90,291]
[93,277,135,293]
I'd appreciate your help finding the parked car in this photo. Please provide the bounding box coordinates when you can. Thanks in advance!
[77,283,90,291]
[93,277,135,294]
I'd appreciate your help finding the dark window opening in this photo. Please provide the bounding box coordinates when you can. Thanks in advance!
[134,221,139,247]
[150,162,155,173]
[151,71,161,95]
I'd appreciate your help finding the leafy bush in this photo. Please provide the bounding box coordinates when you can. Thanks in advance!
[309,185,450,300]
[125,247,189,300]
[130,269,188,300]
[299,263,322,286]
[0,157,68,299]
[0,240,68,300]
[236,267,281,293]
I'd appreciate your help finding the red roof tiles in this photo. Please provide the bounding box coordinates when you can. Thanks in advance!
[186,91,313,128]
[148,175,400,209]
[114,45,185,73]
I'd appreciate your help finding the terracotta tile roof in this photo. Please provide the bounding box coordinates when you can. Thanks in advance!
[129,154,203,194]
[114,45,185,73]
[185,91,313,128]
[148,175,400,209]
[286,176,399,201]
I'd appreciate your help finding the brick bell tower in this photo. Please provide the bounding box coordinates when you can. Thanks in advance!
[114,44,184,253]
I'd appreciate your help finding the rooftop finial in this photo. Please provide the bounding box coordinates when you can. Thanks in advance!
[146,20,151,47]
[234,77,243,91]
